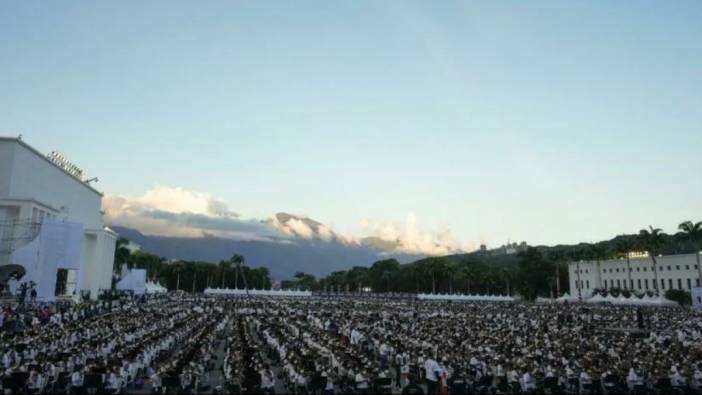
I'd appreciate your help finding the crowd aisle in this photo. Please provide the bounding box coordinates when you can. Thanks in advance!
[0,294,700,394]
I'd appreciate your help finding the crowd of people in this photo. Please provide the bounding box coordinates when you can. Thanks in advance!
[0,293,699,394]
[240,297,702,395]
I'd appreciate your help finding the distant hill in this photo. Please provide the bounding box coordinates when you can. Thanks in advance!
[111,226,423,280]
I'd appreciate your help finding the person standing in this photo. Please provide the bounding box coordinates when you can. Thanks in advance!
[260,365,275,395]
[424,356,440,395]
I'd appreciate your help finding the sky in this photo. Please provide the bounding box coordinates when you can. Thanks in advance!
[1,1,701,254]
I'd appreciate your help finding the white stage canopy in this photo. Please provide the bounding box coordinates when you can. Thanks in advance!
[116,269,147,295]
[417,293,515,302]
[204,288,312,297]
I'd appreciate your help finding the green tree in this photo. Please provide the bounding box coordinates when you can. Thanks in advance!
[230,254,245,289]
[665,289,691,306]
[678,220,702,285]
[516,247,555,301]
[638,226,665,296]
[614,236,636,290]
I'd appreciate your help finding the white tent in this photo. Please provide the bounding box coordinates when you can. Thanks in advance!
[556,292,580,302]
[416,293,515,302]
[583,293,678,306]
[116,269,147,295]
[203,288,312,297]
[145,281,167,294]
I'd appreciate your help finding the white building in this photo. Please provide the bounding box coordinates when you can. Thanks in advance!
[569,253,702,298]
[0,137,116,300]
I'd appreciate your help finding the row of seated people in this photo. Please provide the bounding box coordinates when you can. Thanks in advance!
[0,296,220,394]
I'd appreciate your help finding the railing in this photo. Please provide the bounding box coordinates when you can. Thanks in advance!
[0,219,42,257]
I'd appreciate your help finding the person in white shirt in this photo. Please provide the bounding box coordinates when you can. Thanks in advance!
[355,370,369,395]
[628,367,643,391]
[150,371,162,394]
[70,369,84,391]
[522,370,537,392]
[424,356,441,395]
[105,370,121,394]
[260,366,275,394]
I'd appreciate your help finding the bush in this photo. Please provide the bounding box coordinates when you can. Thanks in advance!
[665,289,691,306]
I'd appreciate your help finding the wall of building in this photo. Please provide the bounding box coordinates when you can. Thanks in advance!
[1,139,103,229]
[569,253,702,297]
[0,137,116,300]
[0,142,15,197]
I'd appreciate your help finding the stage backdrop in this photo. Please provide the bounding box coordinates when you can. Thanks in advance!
[12,220,84,302]
[117,269,147,295]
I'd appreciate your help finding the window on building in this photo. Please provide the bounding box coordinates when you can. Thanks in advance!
[630,279,634,289]
[586,280,590,289]
[617,279,621,288]
[643,267,647,272]
[644,279,649,290]
[686,265,690,270]
[637,279,641,289]
[661,279,665,290]
[585,269,588,274]
[637,267,640,272]
[669,279,673,289]
[698,279,701,287]
[676,265,680,270]
[604,280,608,289]
[678,279,682,290]
[687,279,692,290]
[615,268,619,273]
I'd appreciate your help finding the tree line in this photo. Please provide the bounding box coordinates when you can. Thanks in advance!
[113,220,701,300]
[113,244,272,293]
[297,220,701,301]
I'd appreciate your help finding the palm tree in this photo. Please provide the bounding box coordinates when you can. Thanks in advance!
[230,254,245,289]
[589,243,608,288]
[567,248,584,301]
[445,262,457,294]
[501,268,512,296]
[615,237,635,290]
[678,221,702,287]
[547,250,565,297]
[638,226,665,296]
[172,261,185,291]
[218,261,231,288]
[429,258,444,294]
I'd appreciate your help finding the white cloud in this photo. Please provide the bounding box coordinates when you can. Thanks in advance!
[103,185,276,240]
[103,185,471,256]
[359,212,467,256]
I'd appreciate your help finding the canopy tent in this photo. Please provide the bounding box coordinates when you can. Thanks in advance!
[116,269,147,295]
[145,281,167,294]
[417,293,515,302]
[556,292,580,302]
[584,293,678,306]
[204,288,312,297]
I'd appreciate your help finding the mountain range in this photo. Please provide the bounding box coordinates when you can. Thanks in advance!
[111,213,424,280]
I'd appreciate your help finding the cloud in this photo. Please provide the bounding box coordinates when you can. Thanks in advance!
[103,185,469,256]
[103,185,278,241]
[359,213,466,256]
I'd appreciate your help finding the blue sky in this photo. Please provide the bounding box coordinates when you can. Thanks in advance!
[1,1,701,250]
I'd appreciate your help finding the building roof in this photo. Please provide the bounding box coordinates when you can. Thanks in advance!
[0,136,103,197]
